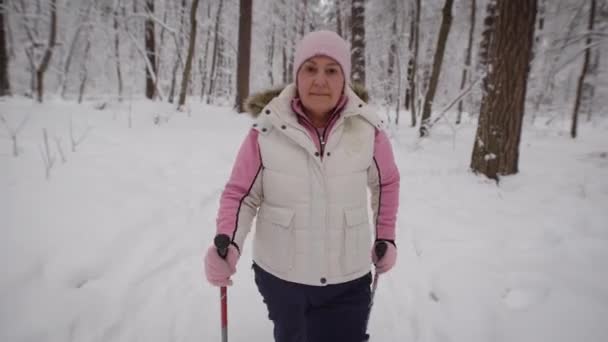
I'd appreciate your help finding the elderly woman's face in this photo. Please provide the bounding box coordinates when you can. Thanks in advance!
[296,56,345,119]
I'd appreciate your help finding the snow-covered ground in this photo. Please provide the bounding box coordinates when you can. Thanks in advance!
[1,97,607,342]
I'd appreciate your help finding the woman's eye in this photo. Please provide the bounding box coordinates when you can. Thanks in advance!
[305,66,317,73]
[326,68,338,75]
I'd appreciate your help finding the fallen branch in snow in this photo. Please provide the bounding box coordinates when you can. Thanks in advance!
[428,77,481,131]
[1,113,31,157]
[39,128,55,180]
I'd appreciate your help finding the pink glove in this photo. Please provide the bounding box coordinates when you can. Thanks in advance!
[204,244,240,286]
[372,241,397,274]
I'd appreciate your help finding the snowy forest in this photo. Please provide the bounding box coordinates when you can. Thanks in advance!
[2,0,608,341]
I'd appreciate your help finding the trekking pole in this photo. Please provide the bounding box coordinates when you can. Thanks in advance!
[214,234,231,342]
[364,241,388,341]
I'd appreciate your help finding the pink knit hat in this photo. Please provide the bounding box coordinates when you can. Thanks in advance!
[293,30,351,84]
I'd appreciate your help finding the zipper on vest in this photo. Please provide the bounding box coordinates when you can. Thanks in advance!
[317,129,326,157]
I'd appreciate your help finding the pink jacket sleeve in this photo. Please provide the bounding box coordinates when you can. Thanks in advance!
[216,129,263,251]
[367,129,400,243]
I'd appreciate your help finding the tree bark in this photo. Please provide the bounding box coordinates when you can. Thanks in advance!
[351,0,366,85]
[114,6,123,101]
[206,0,224,104]
[177,0,200,109]
[168,0,186,103]
[571,0,595,138]
[386,0,397,107]
[336,3,342,37]
[36,0,57,103]
[470,0,537,180]
[419,0,454,137]
[200,1,212,101]
[406,0,421,127]
[267,23,275,86]
[235,0,252,112]
[0,0,11,96]
[457,0,476,124]
[144,0,156,99]
[77,39,91,103]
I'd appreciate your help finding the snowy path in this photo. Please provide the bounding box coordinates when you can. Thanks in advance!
[1,99,607,341]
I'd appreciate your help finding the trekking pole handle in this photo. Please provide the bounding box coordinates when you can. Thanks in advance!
[214,234,231,259]
[375,241,388,260]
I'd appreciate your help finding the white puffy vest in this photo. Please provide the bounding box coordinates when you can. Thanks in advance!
[251,84,384,286]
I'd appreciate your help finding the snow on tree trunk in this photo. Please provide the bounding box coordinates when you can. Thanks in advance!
[351,0,366,86]
[471,0,537,181]
[457,0,476,125]
[144,0,156,100]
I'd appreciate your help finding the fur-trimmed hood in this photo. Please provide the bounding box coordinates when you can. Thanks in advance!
[243,82,370,117]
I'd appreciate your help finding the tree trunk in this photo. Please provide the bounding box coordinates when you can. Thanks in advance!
[571,0,595,139]
[36,0,57,103]
[114,7,123,102]
[386,0,397,107]
[586,49,599,122]
[0,0,11,96]
[406,0,420,127]
[144,0,156,99]
[206,0,224,104]
[477,1,497,90]
[200,1,212,101]
[77,39,91,103]
[235,0,252,112]
[471,0,537,180]
[419,0,454,137]
[267,24,276,86]
[351,0,366,85]
[168,0,186,103]
[177,0,200,109]
[457,0,476,124]
[336,3,342,37]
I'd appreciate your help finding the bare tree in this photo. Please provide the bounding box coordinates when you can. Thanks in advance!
[113,1,123,101]
[58,0,95,99]
[456,0,476,124]
[200,1,212,101]
[351,0,366,85]
[206,0,224,104]
[144,0,157,99]
[405,0,421,127]
[471,0,537,181]
[0,0,11,96]
[571,0,596,138]
[23,0,58,103]
[267,23,276,86]
[168,0,186,103]
[419,0,454,137]
[77,39,91,103]
[178,0,201,109]
[235,0,252,112]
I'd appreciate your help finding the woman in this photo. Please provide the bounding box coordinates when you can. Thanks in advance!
[204,30,400,342]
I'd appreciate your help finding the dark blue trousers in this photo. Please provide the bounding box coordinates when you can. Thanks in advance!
[253,263,372,342]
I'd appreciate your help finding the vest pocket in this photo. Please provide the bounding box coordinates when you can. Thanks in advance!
[343,206,372,274]
[256,204,295,273]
